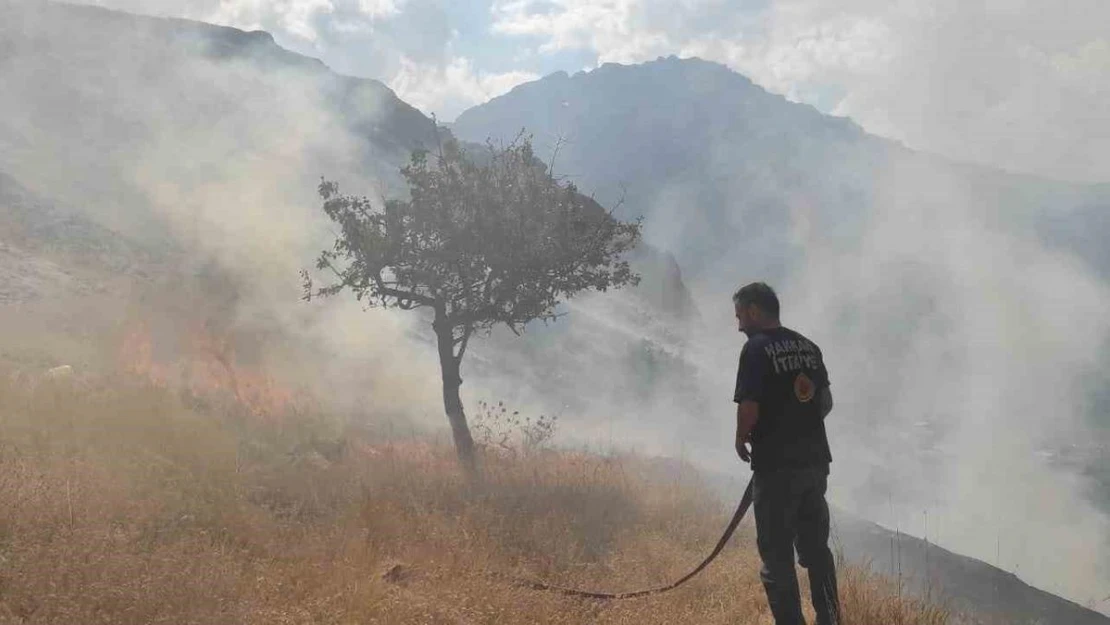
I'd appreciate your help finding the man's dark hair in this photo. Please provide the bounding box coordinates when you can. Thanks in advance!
[732,282,780,319]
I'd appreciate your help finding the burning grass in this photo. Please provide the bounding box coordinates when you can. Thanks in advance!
[0,369,954,624]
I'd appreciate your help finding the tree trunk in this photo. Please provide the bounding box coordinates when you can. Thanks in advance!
[434,318,477,475]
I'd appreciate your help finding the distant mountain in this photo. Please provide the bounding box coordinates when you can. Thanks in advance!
[453,57,876,287]
[453,57,1110,291]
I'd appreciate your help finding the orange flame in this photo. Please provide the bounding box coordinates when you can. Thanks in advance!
[117,318,302,420]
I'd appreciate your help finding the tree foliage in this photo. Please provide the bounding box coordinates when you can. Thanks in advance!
[303,134,642,469]
[306,136,641,342]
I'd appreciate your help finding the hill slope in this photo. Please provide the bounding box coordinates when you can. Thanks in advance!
[0,1,438,241]
[0,371,953,625]
[833,512,1110,624]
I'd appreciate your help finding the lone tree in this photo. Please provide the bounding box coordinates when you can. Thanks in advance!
[303,135,641,472]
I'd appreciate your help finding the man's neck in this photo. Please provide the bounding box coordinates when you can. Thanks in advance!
[743,321,781,337]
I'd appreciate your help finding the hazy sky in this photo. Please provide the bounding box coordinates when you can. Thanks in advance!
[70,0,1110,184]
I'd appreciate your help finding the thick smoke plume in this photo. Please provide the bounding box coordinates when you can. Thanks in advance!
[0,2,446,423]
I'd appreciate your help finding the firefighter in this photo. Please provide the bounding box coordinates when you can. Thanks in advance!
[733,282,840,625]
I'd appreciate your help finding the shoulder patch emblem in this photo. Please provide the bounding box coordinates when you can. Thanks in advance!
[794,372,816,403]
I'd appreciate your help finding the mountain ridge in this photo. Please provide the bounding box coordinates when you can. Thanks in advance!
[454,55,1110,289]
[462,55,1102,191]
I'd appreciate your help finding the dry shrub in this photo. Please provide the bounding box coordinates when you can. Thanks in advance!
[0,371,960,624]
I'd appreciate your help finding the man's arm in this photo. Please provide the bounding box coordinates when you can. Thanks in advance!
[818,386,833,419]
[734,339,768,463]
[736,400,759,463]
[813,342,833,419]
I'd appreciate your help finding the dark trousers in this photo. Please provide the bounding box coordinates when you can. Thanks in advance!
[753,467,841,625]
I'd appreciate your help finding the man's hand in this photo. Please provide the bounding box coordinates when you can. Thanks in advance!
[736,400,759,464]
[736,433,751,463]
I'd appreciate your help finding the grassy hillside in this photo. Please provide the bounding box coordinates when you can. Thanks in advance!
[0,362,953,624]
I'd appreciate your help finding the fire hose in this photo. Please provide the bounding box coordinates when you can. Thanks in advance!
[515,476,754,599]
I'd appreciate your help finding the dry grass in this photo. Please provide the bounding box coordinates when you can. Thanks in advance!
[0,371,955,624]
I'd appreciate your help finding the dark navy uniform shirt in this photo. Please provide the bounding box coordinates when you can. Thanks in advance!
[734,326,832,473]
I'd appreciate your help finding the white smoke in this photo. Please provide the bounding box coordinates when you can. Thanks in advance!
[781,156,1110,606]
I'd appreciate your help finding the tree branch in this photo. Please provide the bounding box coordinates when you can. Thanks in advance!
[373,273,436,308]
[454,324,474,364]
[317,254,435,309]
